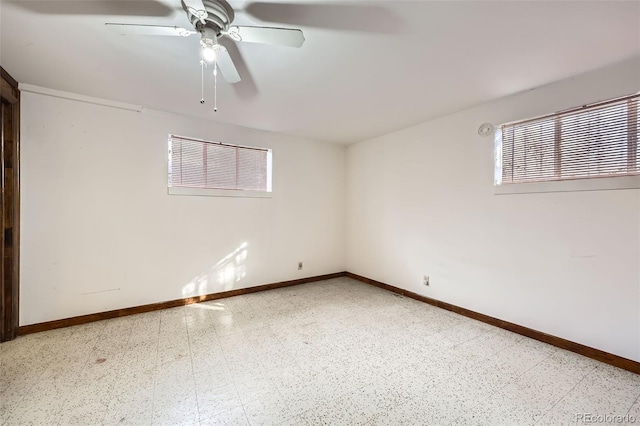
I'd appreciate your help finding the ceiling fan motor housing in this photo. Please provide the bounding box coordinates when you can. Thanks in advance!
[183,0,235,36]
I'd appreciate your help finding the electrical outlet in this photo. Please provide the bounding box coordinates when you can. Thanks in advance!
[423,275,430,286]
[298,262,303,270]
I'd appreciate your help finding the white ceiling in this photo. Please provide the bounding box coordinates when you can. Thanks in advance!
[1,0,639,144]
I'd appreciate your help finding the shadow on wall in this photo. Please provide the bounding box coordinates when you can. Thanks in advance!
[181,242,248,299]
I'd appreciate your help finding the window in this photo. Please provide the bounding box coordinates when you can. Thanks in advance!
[495,94,639,190]
[168,135,272,197]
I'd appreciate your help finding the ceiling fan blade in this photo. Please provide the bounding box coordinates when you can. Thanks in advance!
[182,0,209,23]
[215,46,241,84]
[105,24,196,37]
[224,26,304,47]
[218,38,259,99]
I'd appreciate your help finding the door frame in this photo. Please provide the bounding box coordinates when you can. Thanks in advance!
[1,66,20,342]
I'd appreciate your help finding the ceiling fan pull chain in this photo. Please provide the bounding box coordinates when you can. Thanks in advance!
[213,60,218,112]
[200,58,205,104]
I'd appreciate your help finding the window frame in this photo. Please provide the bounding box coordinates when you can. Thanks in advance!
[167,134,273,198]
[494,94,640,195]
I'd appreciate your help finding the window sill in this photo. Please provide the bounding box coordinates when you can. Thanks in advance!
[168,187,273,198]
[494,175,640,195]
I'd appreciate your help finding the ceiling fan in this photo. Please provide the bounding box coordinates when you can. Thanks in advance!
[105,0,305,86]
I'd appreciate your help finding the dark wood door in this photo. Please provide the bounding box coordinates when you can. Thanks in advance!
[0,67,20,342]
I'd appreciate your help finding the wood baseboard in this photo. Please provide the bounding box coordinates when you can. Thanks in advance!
[17,270,639,374]
[346,272,640,374]
[18,272,347,336]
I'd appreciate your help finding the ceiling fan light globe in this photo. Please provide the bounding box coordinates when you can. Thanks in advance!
[202,46,216,62]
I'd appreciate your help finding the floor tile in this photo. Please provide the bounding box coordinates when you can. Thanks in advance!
[197,384,244,421]
[199,406,249,426]
[242,393,293,426]
[0,278,634,426]
[299,394,370,426]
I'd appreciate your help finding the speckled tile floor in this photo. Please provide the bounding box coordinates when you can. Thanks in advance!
[1,277,639,426]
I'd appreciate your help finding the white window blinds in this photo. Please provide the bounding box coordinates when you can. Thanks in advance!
[499,94,639,184]
[169,135,270,192]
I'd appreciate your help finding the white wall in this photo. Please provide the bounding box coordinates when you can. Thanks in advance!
[20,91,346,325]
[346,57,640,362]
[20,58,640,363]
